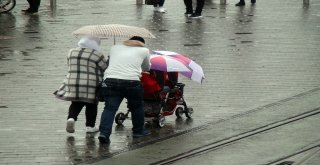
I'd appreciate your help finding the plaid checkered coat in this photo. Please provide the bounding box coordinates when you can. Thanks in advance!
[54,47,108,104]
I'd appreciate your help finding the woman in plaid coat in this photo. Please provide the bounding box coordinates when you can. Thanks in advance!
[54,36,108,133]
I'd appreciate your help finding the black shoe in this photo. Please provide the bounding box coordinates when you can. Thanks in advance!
[251,0,256,4]
[23,10,38,14]
[22,8,38,14]
[189,13,203,19]
[235,2,245,6]
[98,135,110,144]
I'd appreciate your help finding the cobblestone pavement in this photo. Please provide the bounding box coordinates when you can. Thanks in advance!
[0,0,320,164]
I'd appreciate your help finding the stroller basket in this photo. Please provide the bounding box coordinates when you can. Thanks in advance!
[144,100,162,114]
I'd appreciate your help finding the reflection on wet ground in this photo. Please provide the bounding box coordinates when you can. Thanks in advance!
[0,0,320,164]
[64,118,195,164]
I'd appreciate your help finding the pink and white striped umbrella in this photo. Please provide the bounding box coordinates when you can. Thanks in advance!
[152,50,205,83]
[150,55,191,72]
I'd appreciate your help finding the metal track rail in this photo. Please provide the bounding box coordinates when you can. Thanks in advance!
[151,107,320,165]
[265,144,320,165]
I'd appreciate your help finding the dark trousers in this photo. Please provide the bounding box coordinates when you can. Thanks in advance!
[99,79,145,138]
[27,0,41,11]
[153,0,165,7]
[183,0,205,14]
[68,101,98,127]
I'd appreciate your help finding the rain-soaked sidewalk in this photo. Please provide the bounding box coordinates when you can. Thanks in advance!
[0,0,320,164]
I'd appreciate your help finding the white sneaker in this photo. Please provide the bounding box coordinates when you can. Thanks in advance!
[66,118,75,133]
[158,7,166,13]
[86,127,99,133]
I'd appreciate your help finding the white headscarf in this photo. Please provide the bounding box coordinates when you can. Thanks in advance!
[77,36,102,53]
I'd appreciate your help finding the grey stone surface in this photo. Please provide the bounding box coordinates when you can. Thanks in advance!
[92,88,320,165]
[0,0,320,164]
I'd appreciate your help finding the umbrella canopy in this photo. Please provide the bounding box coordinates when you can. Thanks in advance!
[72,24,156,39]
[152,50,205,83]
[150,55,191,72]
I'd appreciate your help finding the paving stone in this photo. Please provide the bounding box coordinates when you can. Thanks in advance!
[0,0,320,164]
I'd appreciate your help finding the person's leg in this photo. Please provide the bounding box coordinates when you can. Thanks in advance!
[153,1,159,12]
[67,101,84,133]
[125,81,147,135]
[183,0,193,14]
[85,103,98,127]
[24,0,40,13]
[33,0,41,11]
[167,72,178,86]
[236,0,245,6]
[190,0,204,18]
[99,81,123,139]
[154,70,165,89]
[154,0,166,12]
[153,2,158,7]
[158,0,165,7]
[68,101,85,121]
[194,0,205,14]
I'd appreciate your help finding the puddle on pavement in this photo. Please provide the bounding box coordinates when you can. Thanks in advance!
[22,59,36,61]
[239,20,253,22]
[235,32,253,34]
[23,31,39,34]
[44,20,64,23]
[241,41,254,43]
[0,72,15,76]
[34,46,43,49]
[184,44,202,46]
[92,12,108,15]
[29,36,41,39]
[62,116,195,164]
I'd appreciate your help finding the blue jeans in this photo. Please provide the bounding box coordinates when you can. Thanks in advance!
[99,78,145,138]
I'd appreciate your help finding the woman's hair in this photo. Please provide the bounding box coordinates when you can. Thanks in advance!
[129,36,145,44]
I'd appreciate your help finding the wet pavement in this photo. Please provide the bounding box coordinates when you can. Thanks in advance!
[92,88,320,165]
[0,0,320,164]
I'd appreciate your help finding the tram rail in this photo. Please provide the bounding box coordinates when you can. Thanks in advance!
[151,107,320,165]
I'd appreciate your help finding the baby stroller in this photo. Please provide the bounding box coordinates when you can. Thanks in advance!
[114,70,193,127]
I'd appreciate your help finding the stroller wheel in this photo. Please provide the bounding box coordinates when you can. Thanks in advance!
[115,112,126,125]
[185,107,193,118]
[175,107,184,118]
[155,115,165,128]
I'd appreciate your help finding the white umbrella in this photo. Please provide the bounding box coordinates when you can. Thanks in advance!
[72,24,156,43]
